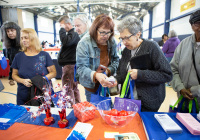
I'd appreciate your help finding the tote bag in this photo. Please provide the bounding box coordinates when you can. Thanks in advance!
[114,72,141,112]
[90,84,111,107]
[169,95,199,113]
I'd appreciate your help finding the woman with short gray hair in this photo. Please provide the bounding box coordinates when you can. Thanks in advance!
[74,14,90,38]
[162,30,180,63]
[115,16,172,112]
[168,30,178,38]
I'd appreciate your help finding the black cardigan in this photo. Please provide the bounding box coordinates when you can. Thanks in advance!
[116,39,173,111]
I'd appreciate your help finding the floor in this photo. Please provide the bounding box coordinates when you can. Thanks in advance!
[0,77,178,112]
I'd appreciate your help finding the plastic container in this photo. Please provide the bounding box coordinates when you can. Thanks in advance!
[97,99,138,128]
[73,101,96,122]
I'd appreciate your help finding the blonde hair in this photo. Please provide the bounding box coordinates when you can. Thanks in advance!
[20,28,42,52]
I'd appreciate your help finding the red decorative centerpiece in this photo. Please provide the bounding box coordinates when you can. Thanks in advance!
[54,84,73,128]
[30,86,55,126]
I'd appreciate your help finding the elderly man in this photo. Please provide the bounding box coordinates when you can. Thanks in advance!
[58,15,81,105]
[74,14,90,39]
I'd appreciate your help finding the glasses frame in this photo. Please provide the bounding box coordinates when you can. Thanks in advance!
[97,30,113,36]
[119,34,134,42]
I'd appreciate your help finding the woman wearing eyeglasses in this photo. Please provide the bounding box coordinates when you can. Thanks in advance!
[170,10,200,109]
[76,14,119,101]
[115,16,172,112]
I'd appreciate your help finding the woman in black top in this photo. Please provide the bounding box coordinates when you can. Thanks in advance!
[1,21,21,85]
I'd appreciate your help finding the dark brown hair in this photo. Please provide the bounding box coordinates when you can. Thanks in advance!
[89,14,114,41]
[1,21,21,49]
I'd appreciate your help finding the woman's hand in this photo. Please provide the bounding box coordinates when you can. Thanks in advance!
[96,73,114,88]
[180,89,193,100]
[23,79,32,87]
[128,69,138,80]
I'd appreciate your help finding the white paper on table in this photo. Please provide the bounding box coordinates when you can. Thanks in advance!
[66,122,93,139]
[0,118,11,123]
[155,114,182,133]
[104,132,119,138]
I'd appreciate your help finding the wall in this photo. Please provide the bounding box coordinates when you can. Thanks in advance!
[22,10,34,29]
[143,0,200,42]
[1,8,18,24]
[143,13,149,31]
[37,16,54,44]
[170,0,200,19]
[152,1,165,26]
[151,1,165,40]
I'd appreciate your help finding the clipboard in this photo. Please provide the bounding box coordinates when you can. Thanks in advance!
[130,53,152,70]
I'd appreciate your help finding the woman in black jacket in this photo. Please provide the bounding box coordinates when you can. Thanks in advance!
[1,21,21,86]
[115,16,173,112]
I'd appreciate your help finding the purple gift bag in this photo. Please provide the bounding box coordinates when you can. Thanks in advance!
[114,72,141,112]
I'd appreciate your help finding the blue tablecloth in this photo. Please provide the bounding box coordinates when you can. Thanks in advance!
[139,112,200,140]
[16,110,77,129]
[0,103,27,130]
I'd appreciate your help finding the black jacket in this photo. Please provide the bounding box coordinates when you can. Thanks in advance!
[116,39,172,112]
[58,28,80,66]
[28,75,54,106]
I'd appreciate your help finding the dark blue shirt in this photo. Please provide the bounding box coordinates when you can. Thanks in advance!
[11,51,54,104]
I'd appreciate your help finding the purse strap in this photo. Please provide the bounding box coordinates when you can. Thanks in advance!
[192,49,200,83]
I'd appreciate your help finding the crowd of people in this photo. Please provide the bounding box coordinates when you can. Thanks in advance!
[0,9,200,111]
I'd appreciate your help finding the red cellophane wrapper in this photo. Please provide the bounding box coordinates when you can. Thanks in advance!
[73,101,96,122]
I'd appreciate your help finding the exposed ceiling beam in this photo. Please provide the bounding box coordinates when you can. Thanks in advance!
[98,4,128,14]
[36,7,49,14]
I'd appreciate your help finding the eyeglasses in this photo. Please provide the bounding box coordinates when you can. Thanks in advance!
[98,30,113,36]
[119,34,134,42]
[193,21,200,27]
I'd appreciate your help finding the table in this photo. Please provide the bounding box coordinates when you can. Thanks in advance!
[0,59,9,77]
[0,111,147,140]
[140,112,200,140]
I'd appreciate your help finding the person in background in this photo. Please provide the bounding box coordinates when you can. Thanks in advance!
[170,10,200,109]
[58,15,81,105]
[1,21,21,86]
[41,41,45,48]
[11,28,56,105]
[55,40,60,48]
[158,34,168,47]
[74,14,90,39]
[162,30,180,63]
[76,14,119,102]
[115,16,172,112]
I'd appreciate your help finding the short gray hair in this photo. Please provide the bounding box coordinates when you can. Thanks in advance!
[73,14,90,29]
[58,15,72,25]
[168,30,178,38]
[117,16,143,35]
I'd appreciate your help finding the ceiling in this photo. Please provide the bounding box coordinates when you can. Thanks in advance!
[0,0,164,21]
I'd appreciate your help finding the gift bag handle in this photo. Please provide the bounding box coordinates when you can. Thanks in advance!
[44,76,55,95]
[95,72,110,97]
[120,72,135,99]
[129,78,135,100]
[189,97,199,113]
[171,95,184,111]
